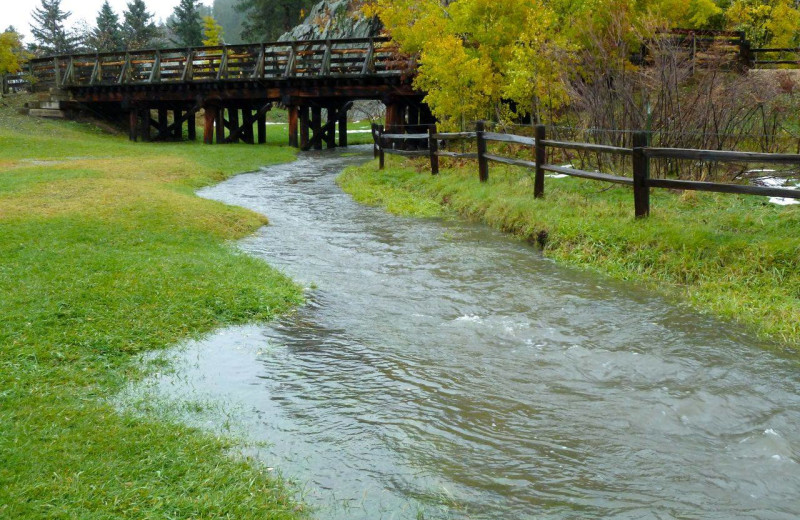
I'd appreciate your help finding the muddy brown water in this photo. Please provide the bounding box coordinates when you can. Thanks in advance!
[135,148,799,519]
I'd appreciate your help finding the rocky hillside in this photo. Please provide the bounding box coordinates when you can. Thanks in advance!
[279,0,381,41]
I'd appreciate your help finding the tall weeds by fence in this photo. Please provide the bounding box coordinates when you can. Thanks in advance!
[373,122,800,219]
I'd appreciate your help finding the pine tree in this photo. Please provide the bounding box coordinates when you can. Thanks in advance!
[202,16,226,46]
[88,1,123,52]
[29,0,79,55]
[235,0,315,42]
[213,0,247,44]
[169,0,204,47]
[122,0,159,50]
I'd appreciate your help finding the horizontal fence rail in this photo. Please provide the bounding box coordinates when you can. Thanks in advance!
[7,37,410,92]
[750,47,800,67]
[372,122,800,218]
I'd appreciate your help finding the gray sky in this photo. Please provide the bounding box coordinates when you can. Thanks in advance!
[5,0,198,42]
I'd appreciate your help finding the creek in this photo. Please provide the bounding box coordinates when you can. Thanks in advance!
[135,148,799,519]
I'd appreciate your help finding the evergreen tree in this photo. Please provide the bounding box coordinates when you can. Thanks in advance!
[72,19,94,53]
[122,0,159,50]
[169,0,204,47]
[213,0,247,44]
[235,0,315,42]
[29,0,79,55]
[87,1,123,52]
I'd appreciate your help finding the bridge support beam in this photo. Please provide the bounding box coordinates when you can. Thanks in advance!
[158,108,168,139]
[385,103,402,134]
[203,106,217,144]
[215,107,225,143]
[311,106,322,150]
[172,109,182,139]
[139,109,151,142]
[212,102,272,144]
[298,101,352,151]
[257,108,267,144]
[188,110,196,141]
[299,106,310,149]
[129,109,139,142]
[338,109,347,148]
[288,106,299,148]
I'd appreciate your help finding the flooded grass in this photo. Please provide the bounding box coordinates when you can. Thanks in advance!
[338,156,800,354]
[0,94,306,518]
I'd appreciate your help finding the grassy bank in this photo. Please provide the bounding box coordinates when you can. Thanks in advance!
[0,95,307,518]
[338,156,800,355]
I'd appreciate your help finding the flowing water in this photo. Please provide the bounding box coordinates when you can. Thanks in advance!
[136,148,799,519]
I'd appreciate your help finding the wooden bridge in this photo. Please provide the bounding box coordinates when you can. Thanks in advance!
[14,37,431,149]
[9,30,799,149]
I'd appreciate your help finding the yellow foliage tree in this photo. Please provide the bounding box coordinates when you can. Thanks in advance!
[367,0,572,128]
[726,0,800,48]
[0,29,24,76]
[202,16,225,46]
[364,0,800,126]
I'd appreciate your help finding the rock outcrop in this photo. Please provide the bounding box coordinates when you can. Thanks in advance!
[279,1,381,41]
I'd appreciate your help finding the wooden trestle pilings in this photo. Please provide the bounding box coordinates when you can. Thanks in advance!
[21,37,436,149]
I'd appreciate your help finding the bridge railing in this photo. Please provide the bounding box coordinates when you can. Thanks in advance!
[21,37,408,91]
[373,123,800,218]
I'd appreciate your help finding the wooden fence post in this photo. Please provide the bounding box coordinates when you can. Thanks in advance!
[632,131,651,218]
[739,34,753,69]
[429,125,439,175]
[378,125,385,170]
[476,120,489,182]
[534,124,546,198]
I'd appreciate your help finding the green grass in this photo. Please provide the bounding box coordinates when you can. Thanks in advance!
[338,155,800,355]
[0,94,308,518]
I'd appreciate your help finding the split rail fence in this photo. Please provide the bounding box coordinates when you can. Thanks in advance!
[372,122,800,218]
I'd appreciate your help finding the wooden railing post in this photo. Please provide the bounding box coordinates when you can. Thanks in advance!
[378,124,385,170]
[429,125,439,175]
[322,39,332,75]
[63,56,74,87]
[476,120,488,182]
[284,43,296,77]
[148,50,161,83]
[217,46,228,80]
[53,57,61,87]
[182,48,194,81]
[90,55,100,85]
[632,130,651,218]
[534,124,546,198]
[361,38,375,75]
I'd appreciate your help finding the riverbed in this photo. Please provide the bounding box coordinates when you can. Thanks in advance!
[131,148,799,519]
